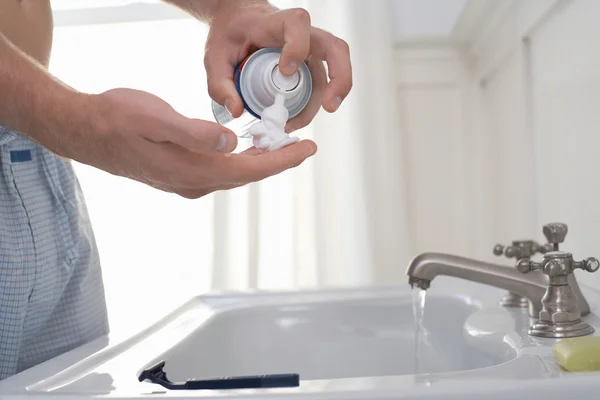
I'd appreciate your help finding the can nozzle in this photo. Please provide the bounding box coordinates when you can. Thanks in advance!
[273,93,286,107]
[271,66,300,92]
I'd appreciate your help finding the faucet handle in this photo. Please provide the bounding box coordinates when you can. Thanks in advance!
[494,240,541,259]
[574,257,600,273]
[493,244,506,256]
[495,223,569,259]
[542,223,568,251]
[494,239,543,309]
[516,259,542,274]
[517,251,599,278]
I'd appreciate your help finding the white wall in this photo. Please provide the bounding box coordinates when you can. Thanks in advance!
[449,0,600,291]
[528,0,600,289]
[479,55,537,241]
[395,46,474,257]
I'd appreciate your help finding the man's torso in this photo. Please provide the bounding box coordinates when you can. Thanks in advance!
[1,0,53,67]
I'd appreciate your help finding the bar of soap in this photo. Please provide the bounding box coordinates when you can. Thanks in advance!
[553,336,600,372]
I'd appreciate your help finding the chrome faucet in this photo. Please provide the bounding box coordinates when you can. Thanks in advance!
[406,223,593,326]
[491,223,567,308]
[517,251,599,337]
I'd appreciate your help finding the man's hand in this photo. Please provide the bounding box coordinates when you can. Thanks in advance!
[203,1,353,133]
[72,88,317,198]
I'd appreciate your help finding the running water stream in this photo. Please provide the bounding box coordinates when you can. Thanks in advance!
[412,288,427,374]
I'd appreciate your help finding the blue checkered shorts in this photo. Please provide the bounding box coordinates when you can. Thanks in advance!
[0,126,109,380]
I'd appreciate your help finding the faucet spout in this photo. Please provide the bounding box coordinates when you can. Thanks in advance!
[406,252,548,317]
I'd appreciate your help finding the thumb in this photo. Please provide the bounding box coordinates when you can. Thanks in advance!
[101,88,239,153]
[168,117,238,154]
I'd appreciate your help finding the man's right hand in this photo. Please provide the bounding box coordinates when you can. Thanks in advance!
[68,88,317,199]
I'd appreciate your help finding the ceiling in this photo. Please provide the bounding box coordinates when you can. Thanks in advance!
[390,0,468,38]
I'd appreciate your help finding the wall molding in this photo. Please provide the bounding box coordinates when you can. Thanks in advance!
[451,0,571,82]
[452,0,520,82]
[452,0,497,43]
[516,0,572,37]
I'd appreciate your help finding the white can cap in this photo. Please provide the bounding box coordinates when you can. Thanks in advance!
[271,67,300,92]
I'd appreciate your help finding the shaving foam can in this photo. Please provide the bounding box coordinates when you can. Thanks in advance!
[211,48,312,137]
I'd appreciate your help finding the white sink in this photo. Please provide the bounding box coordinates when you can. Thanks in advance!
[154,292,512,381]
[1,278,600,399]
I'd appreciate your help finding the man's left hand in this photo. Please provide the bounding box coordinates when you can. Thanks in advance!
[204,1,353,133]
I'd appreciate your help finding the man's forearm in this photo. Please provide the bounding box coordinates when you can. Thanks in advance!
[0,32,94,157]
[162,0,272,23]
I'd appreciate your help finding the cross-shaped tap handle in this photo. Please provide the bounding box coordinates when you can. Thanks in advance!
[495,223,570,259]
[517,252,599,277]
[493,240,541,259]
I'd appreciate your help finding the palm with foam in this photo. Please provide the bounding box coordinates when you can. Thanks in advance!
[249,94,299,152]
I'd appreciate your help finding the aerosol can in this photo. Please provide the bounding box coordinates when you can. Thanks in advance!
[211,48,312,138]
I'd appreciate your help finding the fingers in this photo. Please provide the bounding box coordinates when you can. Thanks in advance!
[279,9,312,75]
[285,57,327,133]
[224,140,317,184]
[310,28,353,112]
[204,47,245,118]
[146,138,317,201]
[248,8,311,75]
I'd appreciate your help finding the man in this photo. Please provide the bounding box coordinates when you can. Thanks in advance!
[0,0,352,380]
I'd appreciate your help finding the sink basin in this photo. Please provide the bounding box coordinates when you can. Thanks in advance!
[1,280,600,399]
[157,293,512,382]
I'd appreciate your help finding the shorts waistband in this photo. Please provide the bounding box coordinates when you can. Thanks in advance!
[0,124,17,146]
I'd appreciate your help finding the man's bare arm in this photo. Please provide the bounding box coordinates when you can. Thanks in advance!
[0,32,96,157]
[162,0,272,23]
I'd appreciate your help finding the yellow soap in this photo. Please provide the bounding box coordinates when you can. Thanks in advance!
[553,336,600,372]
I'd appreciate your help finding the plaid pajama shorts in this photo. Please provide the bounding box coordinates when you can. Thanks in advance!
[0,126,109,380]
